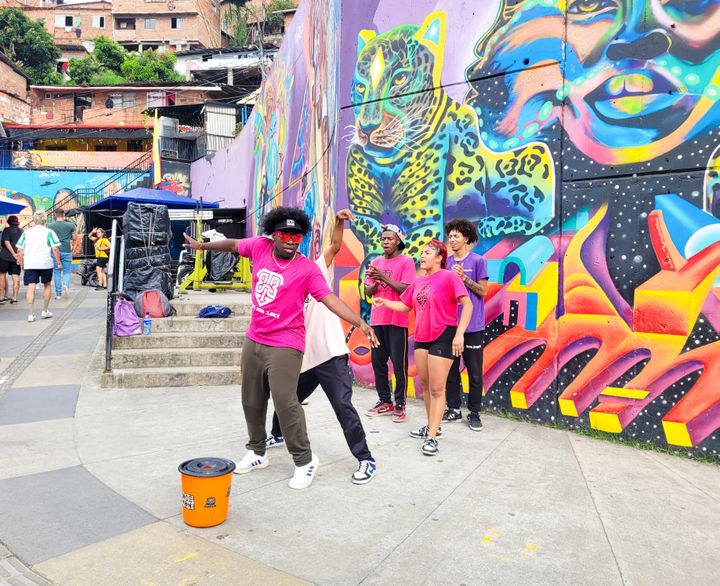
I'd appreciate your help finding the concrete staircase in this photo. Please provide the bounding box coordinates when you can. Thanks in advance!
[102,294,251,389]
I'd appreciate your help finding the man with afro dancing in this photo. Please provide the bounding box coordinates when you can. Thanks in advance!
[184,207,378,489]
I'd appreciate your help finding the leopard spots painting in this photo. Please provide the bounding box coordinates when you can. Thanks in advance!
[346,11,554,270]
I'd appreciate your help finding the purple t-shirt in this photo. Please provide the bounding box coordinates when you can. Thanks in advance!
[446,252,488,332]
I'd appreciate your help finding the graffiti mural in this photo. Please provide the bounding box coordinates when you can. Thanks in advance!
[0,169,124,223]
[159,161,191,196]
[190,0,720,458]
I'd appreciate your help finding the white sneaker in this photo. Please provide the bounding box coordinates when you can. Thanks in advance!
[233,451,268,475]
[41,310,53,319]
[54,295,62,300]
[27,314,36,323]
[288,452,319,490]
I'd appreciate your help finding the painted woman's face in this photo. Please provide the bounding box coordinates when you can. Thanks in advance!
[467,0,720,165]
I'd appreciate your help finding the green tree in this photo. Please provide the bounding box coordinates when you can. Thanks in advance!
[266,0,297,30]
[67,56,101,85]
[93,36,126,74]
[0,8,61,85]
[120,50,183,83]
[224,0,296,47]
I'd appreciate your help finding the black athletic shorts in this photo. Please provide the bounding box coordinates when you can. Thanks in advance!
[414,326,457,360]
[0,258,20,275]
[23,268,53,285]
[96,257,108,268]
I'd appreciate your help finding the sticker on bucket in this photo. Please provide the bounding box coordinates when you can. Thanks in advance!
[182,492,195,510]
[204,497,216,508]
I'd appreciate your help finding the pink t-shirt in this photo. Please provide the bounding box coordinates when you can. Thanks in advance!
[237,237,332,352]
[366,254,416,328]
[400,269,468,342]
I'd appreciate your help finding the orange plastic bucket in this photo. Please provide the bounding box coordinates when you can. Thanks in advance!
[178,457,236,528]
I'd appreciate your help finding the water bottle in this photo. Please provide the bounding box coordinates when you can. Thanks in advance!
[143,312,152,336]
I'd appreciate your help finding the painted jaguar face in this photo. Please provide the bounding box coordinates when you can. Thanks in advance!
[467,0,720,165]
[349,12,446,158]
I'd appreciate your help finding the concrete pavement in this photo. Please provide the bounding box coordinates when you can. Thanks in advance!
[1,283,719,585]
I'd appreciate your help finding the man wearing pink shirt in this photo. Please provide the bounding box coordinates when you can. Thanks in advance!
[364,225,416,422]
[184,207,376,490]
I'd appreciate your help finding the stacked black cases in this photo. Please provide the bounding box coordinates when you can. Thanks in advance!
[122,202,174,299]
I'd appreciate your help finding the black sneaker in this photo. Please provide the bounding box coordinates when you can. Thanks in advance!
[409,425,443,439]
[442,408,462,422]
[421,437,439,456]
[265,434,285,448]
[467,412,483,431]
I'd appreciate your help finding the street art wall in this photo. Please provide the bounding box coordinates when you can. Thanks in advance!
[193,0,720,459]
[0,169,131,221]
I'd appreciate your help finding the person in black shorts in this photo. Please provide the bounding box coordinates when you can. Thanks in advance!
[373,240,472,456]
[0,216,22,304]
[89,228,110,290]
[16,211,62,322]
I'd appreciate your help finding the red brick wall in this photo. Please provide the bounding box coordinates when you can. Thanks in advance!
[0,60,30,125]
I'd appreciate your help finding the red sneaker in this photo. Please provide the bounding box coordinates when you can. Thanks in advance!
[366,401,394,417]
[392,405,406,423]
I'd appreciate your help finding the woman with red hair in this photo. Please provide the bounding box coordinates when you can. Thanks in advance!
[373,240,472,456]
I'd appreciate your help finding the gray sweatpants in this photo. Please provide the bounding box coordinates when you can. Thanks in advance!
[241,338,312,466]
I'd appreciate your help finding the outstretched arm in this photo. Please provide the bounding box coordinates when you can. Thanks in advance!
[372,297,412,313]
[320,293,379,347]
[183,233,240,254]
[324,209,355,268]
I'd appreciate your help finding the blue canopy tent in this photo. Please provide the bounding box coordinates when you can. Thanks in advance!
[85,188,220,211]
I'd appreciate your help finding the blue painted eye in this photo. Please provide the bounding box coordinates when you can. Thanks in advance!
[355,83,366,94]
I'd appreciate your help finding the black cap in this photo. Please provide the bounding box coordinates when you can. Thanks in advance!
[274,218,303,232]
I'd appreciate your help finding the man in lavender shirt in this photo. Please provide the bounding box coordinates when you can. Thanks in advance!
[444,219,489,431]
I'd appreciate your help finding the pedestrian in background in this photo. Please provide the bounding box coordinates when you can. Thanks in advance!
[0,215,23,304]
[16,211,62,322]
[88,228,109,290]
[48,209,75,300]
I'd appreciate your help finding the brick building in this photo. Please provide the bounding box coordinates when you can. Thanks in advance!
[29,83,222,126]
[0,53,31,125]
[21,0,112,45]
[111,0,223,52]
[15,0,224,56]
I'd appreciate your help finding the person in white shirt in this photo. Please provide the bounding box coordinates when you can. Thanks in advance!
[16,211,62,323]
[266,209,377,485]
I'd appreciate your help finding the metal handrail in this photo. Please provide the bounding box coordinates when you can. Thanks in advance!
[104,219,124,373]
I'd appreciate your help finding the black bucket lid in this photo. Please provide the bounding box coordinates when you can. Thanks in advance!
[179,457,236,477]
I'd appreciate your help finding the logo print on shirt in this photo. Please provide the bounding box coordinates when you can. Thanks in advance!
[255,269,284,307]
[416,284,430,308]
[378,269,392,289]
